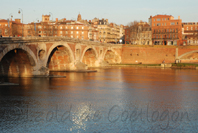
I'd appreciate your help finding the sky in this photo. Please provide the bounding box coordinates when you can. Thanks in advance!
[1,0,198,25]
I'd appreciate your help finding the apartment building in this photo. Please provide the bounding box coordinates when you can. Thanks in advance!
[182,22,198,45]
[149,15,182,46]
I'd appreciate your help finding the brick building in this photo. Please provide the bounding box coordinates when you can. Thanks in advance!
[182,22,198,45]
[149,15,183,46]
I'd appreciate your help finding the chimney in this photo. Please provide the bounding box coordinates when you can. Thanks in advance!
[56,18,58,23]
[178,16,180,19]
[15,19,21,23]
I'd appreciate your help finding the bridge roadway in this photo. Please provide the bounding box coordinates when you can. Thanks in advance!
[0,37,122,77]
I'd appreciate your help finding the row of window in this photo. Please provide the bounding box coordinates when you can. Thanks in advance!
[154,18,169,21]
[34,31,85,34]
[154,29,178,33]
[186,27,197,30]
[35,26,84,30]
[153,35,178,39]
[154,22,178,26]
[0,24,8,27]
[188,40,198,44]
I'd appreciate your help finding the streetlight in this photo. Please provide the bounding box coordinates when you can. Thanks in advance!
[18,8,23,37]
[9,13,13,37]
[49,12,53,36]
[34,18,39,37]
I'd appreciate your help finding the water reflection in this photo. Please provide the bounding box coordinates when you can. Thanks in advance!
[0,67,198,132]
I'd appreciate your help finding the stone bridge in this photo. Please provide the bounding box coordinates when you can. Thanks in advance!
[1,37,198,77]
[0,37,122,77]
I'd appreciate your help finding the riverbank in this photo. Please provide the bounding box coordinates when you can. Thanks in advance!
[110,63,198,69]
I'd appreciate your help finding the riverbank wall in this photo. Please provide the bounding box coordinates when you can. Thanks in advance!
[121,45,198,64]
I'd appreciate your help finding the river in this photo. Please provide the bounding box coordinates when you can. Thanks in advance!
[0,67,198,133]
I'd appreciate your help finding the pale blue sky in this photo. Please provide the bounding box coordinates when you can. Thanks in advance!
[1,0,198,25]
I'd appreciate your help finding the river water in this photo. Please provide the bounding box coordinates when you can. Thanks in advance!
[0,67,198,133]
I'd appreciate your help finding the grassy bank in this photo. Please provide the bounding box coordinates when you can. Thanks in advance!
[171,63,198,69]
[110,63,198,69]
[110,64,161,67]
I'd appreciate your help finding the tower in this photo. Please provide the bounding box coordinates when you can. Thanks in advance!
[77,13,82,21]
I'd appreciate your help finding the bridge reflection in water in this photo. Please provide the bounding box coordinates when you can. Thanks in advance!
[0,67,198,132]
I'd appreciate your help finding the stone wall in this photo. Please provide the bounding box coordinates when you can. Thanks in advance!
[121,46,176,64]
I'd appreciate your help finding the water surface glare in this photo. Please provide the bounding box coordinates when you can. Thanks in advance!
[1,67,198,133]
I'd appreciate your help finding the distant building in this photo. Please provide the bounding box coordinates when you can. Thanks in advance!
[149,15,183,46]
[182,22,198,45]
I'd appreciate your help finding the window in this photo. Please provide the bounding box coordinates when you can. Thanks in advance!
[38,26,42,29]
[66,31,68,34]
[157,23,160,26]
[82,36,84,40]
[71,27,73,29]
[82,31,84,34]
[77,36,79,38]
[71,31,73,34]
[76,31,78,34]
[44,26,46,29]
[157,18,161,21]
[76,26,78,29]
[171,22,175,25]
[5,24,7,26]
[82,27,84,29]
[162,18,164,21]
[66,26,68,29]
[60,31,62,34]
[191,27,193,30]
[38,31,42,33]
[154,23,155,26]
[167,29,169,32]
[187,27,188,30]
[165,23,166,26]
[0,24,1,26]
[154,19,155,21]
[165,18,166,21]
[60,26,62,29]
[71,35,73,38]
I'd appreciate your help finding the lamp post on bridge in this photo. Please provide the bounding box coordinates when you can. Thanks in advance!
[49,12,53,37]
[9,13,13,37]
[18,8,23,37]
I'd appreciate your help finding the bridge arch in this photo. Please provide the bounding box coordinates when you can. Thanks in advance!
[0,44,37,63]
[103,48,121,63]
[178,50,198,60]
[45,42,75,71]
[0,44,37,77]
[81,46,99,67]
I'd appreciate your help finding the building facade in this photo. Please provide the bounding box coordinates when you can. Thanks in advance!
[182,22,198,45]
[149,15,182,46]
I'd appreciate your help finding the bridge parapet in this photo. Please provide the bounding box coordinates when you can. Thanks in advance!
[0,37,123,47]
